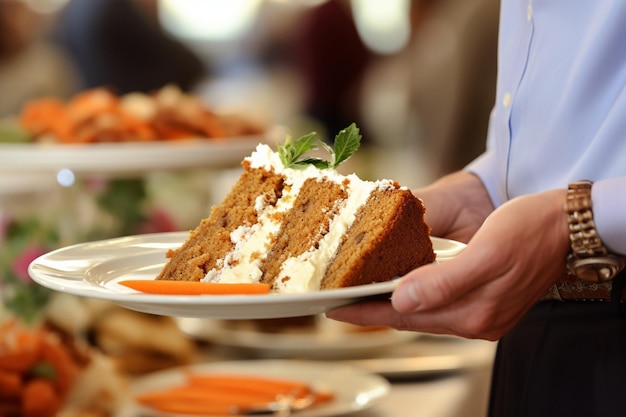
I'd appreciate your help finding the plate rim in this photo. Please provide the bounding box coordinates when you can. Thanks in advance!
[176,317,420,359]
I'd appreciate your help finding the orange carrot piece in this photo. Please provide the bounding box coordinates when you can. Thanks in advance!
[19,97,67,135]
[37,334,80,398]
[140,398,233,415]
[134,373,334,416]
[118,280,271,295]
[0,369,22,399]
[313,390,336,404]
[136,386,275,407]
[184,374,336,411]
[0,330,40,373]
[21,378,62,417]
[0,351,38,373]
[66,87,120,123]
[186,373,311,397]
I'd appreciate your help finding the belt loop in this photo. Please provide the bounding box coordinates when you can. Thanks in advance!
[610,269,626,316]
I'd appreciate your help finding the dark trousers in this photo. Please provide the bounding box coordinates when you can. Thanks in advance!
[489,273,626,417]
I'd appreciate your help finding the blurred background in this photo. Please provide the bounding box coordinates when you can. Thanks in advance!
[0,0,498,183]
[0,2,500,415]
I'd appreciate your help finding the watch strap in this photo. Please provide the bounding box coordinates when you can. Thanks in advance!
[565,180,625,282]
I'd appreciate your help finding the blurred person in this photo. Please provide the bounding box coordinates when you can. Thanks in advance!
[55,0,205,94]
[358,0,498,177]
[290,0,373,141]
[328,2,626,416]
[0,0,79,117]
[408,0,498,174]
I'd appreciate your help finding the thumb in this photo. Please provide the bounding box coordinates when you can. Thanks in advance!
[391,254,478,313]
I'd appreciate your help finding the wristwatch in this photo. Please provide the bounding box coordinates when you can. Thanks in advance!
[565,180,625,282]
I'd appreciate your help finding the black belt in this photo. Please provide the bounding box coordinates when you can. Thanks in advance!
[542,269,626,302]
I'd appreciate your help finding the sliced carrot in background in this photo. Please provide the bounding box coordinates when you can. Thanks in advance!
[37,334,80,398]
[0,330,40,373]
[0,369,22,399]
[186,373,311,397]
[139,398,233,416]
[21,378,62,417]
[134,372,334,416]
[136,386,275,407]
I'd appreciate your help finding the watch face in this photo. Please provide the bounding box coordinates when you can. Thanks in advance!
[568,256,626,283]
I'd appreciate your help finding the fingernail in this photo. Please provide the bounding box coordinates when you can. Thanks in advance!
[392,279,420,312]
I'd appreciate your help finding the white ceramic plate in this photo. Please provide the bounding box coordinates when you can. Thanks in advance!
[28,232,466,319]
[177,316,420,360]
[121,360,391,417]
[0,127,283,174]
[342,335,497,380]
[0,171,60,196]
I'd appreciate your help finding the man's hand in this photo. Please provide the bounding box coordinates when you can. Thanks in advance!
[415,171,494,244]
[327,175,570,341]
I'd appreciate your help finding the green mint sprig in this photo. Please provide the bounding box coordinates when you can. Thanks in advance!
[278,123,362,169]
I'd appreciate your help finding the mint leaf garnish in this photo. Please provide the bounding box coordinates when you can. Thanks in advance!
[330,123,361,168]
[278,132,317,168]
[296,157,330,169]
[277,123,362,170]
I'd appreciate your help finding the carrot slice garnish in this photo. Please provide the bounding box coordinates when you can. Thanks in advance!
[185,373,311,398]
[134,373,334,415]
[118,280,271,295]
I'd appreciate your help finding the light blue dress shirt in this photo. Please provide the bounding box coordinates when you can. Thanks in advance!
[467,0,626,254]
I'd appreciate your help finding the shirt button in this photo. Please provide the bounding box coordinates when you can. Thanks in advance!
[527,2,533,20]
[503,92,512,108]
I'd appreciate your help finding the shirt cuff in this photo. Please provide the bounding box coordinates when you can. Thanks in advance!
[592,177,626,255]
[465,150,503,208]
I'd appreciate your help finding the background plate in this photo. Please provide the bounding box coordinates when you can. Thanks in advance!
[120,360,391,417]
[342,335,497,380]
[177,316,420,360]
[0,127,284,174]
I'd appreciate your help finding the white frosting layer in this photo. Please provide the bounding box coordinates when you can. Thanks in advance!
[202,143,395,292]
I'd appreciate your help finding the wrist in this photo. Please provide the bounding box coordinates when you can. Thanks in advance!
[544,188,572,268]
[417,171,493,241]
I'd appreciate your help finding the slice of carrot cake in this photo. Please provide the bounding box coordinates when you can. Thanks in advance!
[156,124,435,292]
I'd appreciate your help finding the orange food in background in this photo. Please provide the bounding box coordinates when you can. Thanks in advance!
[21,379,62,417]
[0,320,81,417]
[19,85,264,144]
[134,371,335,415]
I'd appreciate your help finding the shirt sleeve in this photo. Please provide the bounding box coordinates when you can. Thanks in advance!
[464,106,506,208]
[468,152,626,255]
[465,149,505,209]
[592,177,626,255]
